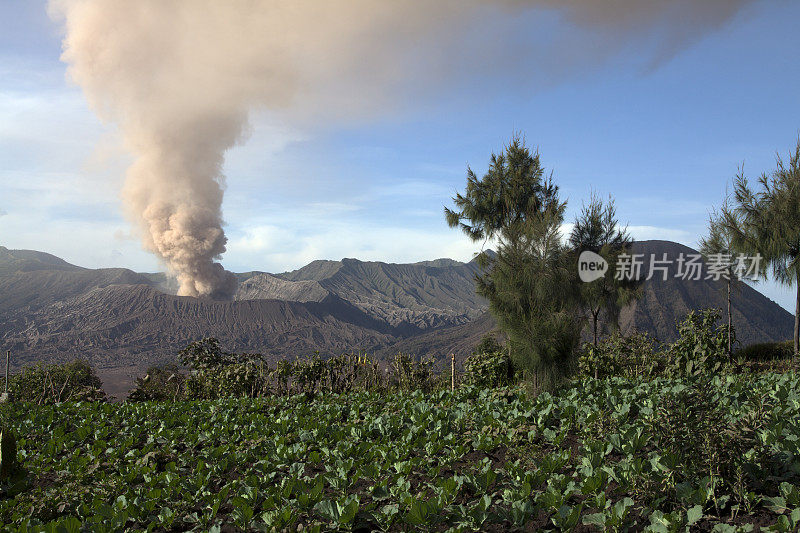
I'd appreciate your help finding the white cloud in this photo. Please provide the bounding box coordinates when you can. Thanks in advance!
[225,219,481,273]
[0,209,159,271]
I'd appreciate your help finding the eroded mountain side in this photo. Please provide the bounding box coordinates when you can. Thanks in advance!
[0,241,793,397]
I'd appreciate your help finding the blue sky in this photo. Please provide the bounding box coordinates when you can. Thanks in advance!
[1,1,799,311]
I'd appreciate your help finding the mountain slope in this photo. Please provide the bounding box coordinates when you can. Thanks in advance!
[0,241,794,397]
[375,241,794,363]
[620,241,792,344]
[246,256,487,330]
[234,273,328,302]
[0,246,154,313]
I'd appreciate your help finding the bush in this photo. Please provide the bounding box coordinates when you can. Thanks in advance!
[179,337,239,370]
[143,338,437,400]
[650,376,769,511]
[463,340,514,388]
[665,308,733,377]
[472,334,504,357]
[2,360,106,404]
[185,358,271,400]
[578,331,661,379]
[463,350,513,388]
[390,353,437,392]
[128,364,186,401]
[735,340,794,362]
[579,309,740,380]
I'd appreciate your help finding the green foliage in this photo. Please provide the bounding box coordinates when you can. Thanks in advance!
[487,226,582,390]
[185,358,270,400]
[464,334,514,388]
[666,309,734,377]
[445,135,581,390]
[736,341,794,362]
[722,139,800,353]
[2,360,106,404]
[138,338,440,400]
[578,331,662,379]
[178,337,237,370]
[390,353,437,392]
[1,374,799,530]
[473,333,504,356]
[444,134,562,243]
[579,308,740,380]
[651,376,769,513]
[463,350,514,388]
[701,199,743,360]
[0,424,18,479]
[569,193,641,345]
[128,364,186,401]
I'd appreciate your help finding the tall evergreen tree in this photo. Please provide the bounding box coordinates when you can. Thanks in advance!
[445,135,581,387]
[568,194,640,352]
[699,200,742,361]
[722,139,800,356]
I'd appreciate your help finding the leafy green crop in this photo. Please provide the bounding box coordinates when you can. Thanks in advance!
[0,372,798,531]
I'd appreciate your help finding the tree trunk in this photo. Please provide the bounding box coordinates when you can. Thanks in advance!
[592,309,600,379]
[727,278,732,362]
[795,278,800,358]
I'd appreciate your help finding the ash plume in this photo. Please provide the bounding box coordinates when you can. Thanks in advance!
[48,0,754,299]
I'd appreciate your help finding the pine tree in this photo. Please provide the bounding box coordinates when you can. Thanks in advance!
[721,139,800,356]
[568,193,640,353]
[445,135,581,387]
[699,199,742,361]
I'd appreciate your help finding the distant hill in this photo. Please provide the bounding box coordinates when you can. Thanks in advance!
[263,256,486,330]
[384,240,794,365]
[0,241,793,396]
[619,240,792,345]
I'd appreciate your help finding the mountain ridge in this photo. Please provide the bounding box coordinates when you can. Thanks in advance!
[0,241,793,397]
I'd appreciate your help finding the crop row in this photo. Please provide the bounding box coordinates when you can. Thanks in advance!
[0,373,798,531]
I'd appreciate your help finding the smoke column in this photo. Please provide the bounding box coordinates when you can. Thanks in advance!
[48,0,754,299]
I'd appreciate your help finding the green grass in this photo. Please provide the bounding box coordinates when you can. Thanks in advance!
[1,373,799,532]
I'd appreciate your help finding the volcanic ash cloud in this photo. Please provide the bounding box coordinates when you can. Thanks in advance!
[49,0,753,299]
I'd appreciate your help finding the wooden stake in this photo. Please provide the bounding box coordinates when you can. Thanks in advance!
[450,353,455,392]
[4,350,8,393]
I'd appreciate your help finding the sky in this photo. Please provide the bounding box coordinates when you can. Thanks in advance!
[1,1,799,310]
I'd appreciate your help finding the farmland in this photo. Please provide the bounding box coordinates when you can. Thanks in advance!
[1,372,799,531]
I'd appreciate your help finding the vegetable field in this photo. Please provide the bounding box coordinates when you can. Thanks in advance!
[1,373,799,532]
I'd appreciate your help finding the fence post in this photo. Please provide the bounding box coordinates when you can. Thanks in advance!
[0,350,9,402]
[450,353,455,392]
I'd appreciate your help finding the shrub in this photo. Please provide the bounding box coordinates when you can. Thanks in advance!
[472,334,504,357]
[183,355,270,400]
[3,360,106,404]
[391,353,437,392]
[579,309,740,380]
[665,309,733,377]
[463,350,514,388]
[143,338,450,401]
[578,331,661,379]
[128,364,187,401]
[650,376,771,511]
[179,337,238,370]
[261,353,383,396]
[735,340,794,362]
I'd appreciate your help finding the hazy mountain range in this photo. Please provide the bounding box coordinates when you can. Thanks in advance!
[0,240,792,397]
